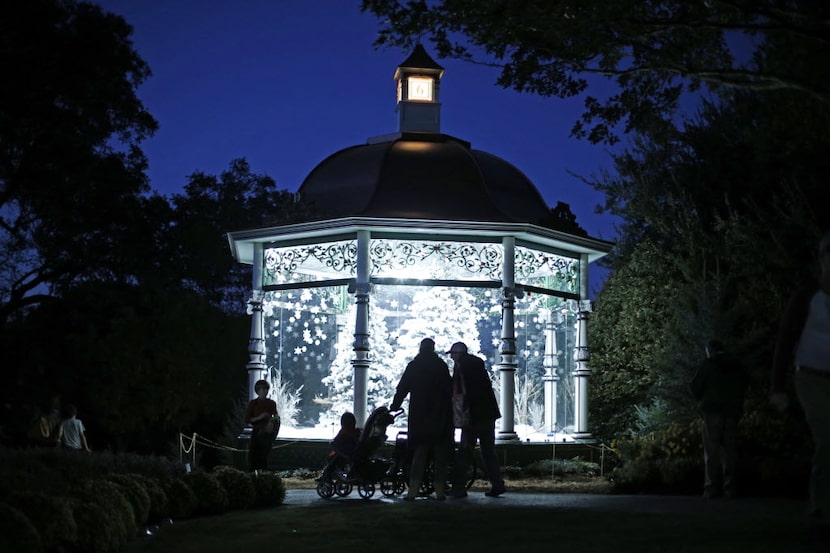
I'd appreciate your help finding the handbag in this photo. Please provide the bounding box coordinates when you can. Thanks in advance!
[452,372,470,428]
[263,414,280,436]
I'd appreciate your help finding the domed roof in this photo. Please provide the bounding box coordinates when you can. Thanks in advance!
[298,132,551,224]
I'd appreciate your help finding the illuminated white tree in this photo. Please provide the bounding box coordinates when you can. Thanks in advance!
[390,286,485,372]
[320,285,491,427]
[320,302,398,426]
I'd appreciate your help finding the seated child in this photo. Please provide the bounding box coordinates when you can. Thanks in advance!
[319,411,361,480]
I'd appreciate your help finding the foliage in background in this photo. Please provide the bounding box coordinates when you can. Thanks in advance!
[362,1,829,145]
[588,241,677,440]
[0,0,158,326]
[0,4,319,452]
[609,420,703,494]
[588,83,829,450]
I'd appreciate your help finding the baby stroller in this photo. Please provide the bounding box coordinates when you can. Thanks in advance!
[316,406,407,499]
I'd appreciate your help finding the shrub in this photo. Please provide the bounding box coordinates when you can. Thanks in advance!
[68,498,121,553]
[0,501,42,553]
[9,491,77,552]
[131,474,169,522]
[106,474,151,529]
[181,472,228,515]
[522,457,600,478]
[0,447,66,497]
[251,471,286,508]
[609,419,703,494]
[212,465,254,510]
[72,479,136,544]
[96,451,187,480]
[160,477,196,520]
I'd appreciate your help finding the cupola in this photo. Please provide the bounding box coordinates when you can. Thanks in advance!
[393,44,444,133]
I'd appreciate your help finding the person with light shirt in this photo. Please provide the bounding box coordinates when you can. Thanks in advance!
[58,404,91,453]
[771,231,830,518]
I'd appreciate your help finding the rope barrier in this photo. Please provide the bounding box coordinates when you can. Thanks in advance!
[544,439,615,478]
[177,432,310,470]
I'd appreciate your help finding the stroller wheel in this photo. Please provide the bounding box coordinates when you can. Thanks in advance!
[358,483,375,499]
[380,478,399,497]
[335,481,353,497]
[316,479,335,499]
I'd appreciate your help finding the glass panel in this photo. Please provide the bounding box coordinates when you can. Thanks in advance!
[513,295,578,438]
[370,239,502,281]
[262,287,352,433]
[263,240,357,286]
[260,283,580,441]
[514,245,579,294]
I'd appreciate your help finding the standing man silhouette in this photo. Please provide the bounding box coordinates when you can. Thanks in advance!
[446,341,505,498]
[390,337,453,500]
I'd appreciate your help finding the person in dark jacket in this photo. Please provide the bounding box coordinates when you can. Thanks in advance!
[446,341,506,498]
[690,339,749,499]
[770,231,830,517]
[390,337,453,500]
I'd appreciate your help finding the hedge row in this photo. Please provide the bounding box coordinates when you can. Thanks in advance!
[0,447,285,553]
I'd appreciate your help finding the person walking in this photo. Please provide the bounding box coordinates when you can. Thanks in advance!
[689,339,749,499]
[389,337,453,500]
[771,231,830,518]
[446,341,505,498]
[245,379,279,472]
[57,404,91,454]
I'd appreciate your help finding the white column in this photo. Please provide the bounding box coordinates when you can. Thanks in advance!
[542,310,560,435]
[496,236,520,441]
[351,230,371,426]
[246,242,267,398]
[573,253,593,439]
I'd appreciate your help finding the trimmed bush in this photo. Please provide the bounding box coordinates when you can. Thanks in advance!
[0,447,66,497]
[106,473,151,528]
[181,472,228,515]
[68,498,121,553]
[10,491,77,552]
[131,474,169,522]
[251,471,286,508]
[72,479,136,544]
[522,457,600,478]
[160,477,196,520]
[0,501,42,553]
[95,451,187,480]
[212,465,254,510]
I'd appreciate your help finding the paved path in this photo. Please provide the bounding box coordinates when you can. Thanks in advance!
[285,488,811,521]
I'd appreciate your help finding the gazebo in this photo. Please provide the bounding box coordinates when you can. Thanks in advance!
[227,45,612,441]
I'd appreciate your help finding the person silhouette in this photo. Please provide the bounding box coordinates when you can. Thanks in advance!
[771,231,830,517]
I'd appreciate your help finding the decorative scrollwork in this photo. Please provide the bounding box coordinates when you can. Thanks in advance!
[370,240,503,279]
[263,241,357,284]
[514,247,579,293]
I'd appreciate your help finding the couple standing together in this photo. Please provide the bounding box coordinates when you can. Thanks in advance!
[389,338,505,500]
